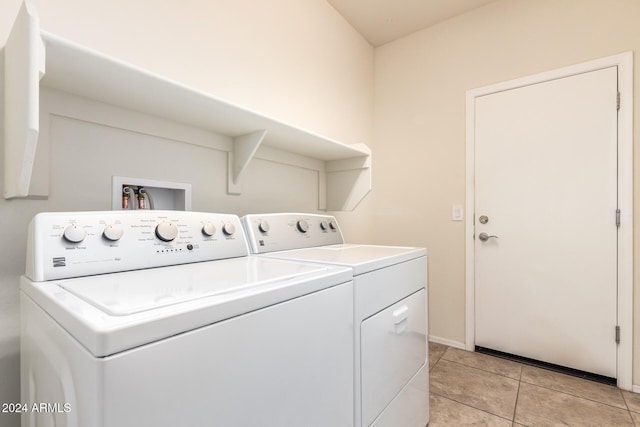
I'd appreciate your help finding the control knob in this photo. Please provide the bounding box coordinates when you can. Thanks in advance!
[328,220,337,231]
[320,220,329,231]
[63,225,87,243]
[202,222,216,237]
[222,222,236,236]
[155,221,179,242]
[258,220,270,233]
[103,224,124,241]
[296,219,309,233]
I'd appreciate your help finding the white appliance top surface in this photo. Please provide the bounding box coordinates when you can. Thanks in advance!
[259,244,427,275]
[57,257,329,316]
[21,256,352,357]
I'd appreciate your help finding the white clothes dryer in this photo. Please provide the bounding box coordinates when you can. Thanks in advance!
[21,210,354,427]
[242,213,429,427]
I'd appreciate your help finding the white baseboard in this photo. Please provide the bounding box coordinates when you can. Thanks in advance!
[428,335,466,350]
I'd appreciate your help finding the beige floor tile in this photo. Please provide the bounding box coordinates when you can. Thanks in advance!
[520,365,626,409]
[514,382,634,426]
[629,410,640,425]
[428,393,512,426]
[429,341,448,369]
[430,359,519,419]
[622,389,640,413]
[442,347,522,380]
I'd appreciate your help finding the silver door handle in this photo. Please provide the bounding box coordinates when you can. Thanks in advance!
[478,232,498,242]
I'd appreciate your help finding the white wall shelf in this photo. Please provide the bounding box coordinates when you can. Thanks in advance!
[3,1,371,211]
[3,1,45,199]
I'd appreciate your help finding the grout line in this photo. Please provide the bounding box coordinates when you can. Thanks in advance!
[518,379,630,412]
[512,378,522,424]
[622,393,640,426]
[438,356,522,382]
[430,358,518,422]
[440,346,525,380]
[429,390,514,424]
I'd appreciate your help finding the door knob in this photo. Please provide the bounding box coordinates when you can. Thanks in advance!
[478,232,498,242]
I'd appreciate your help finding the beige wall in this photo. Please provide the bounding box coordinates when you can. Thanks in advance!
[0,2,374,426]
[2,0,375,147]
[373,0,640,380]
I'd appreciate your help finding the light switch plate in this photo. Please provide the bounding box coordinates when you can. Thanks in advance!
[452,205,464,221]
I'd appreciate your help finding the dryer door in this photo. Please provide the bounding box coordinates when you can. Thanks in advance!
[360,288,427,426]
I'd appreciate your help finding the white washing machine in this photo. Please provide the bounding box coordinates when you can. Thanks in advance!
[242,213,429,427]
[21,210,354,427]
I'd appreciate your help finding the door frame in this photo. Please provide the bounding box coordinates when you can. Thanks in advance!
[465,52,633,390]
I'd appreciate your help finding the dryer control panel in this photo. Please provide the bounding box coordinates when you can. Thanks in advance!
[242,213,344,254]
[26,210,248,281]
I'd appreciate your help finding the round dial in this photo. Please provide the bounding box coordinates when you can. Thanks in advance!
[296,219,309,233]
[63,225,87,243]
[202,222,216,237]
[103,224,124,241]
[222,222,236,236]
[258,220,270,233]
[155,221,179,242]
[328,220,337,231]
[320,220,329,231]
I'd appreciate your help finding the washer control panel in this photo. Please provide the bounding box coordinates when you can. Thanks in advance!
[26,210,248,281]
[242,213,344,254]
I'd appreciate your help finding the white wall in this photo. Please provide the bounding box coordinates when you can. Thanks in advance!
[373,0,640,374]
[0,1,374,425]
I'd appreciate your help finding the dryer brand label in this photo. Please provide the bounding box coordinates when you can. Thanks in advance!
[52,257,66,268]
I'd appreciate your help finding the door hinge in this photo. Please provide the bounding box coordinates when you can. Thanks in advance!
[616,209,621,227]
[617,92,621,110]
[616,325,621,344]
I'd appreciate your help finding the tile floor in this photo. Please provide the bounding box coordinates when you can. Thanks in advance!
[428,342,640,426]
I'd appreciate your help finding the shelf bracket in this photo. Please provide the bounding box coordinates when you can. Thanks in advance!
[324,143,372,211]
[227,129,267,195]
[4,1,46,199]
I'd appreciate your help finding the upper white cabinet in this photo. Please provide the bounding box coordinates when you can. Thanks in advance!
[3,2,371,211]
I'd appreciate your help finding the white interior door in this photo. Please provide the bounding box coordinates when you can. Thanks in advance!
[474,66,618,378]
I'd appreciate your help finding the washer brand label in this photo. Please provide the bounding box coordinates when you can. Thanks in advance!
[52,257,66,268]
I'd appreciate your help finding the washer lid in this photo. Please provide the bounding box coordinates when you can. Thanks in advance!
[261,244,426,275]
[21,256,352,357]
[57,256,329,316]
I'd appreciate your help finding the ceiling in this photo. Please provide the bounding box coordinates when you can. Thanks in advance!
[327,0,498,47]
